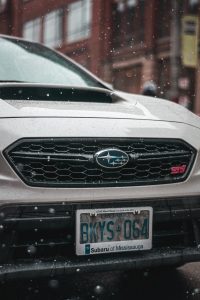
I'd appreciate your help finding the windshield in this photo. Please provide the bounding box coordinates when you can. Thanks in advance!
[0,37,102,88]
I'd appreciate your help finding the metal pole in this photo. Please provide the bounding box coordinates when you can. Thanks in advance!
[170,0,181,100]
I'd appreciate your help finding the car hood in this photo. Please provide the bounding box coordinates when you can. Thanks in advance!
[0,88,200,129]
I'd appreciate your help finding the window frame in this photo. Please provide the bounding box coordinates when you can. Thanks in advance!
[66,0,92,44]
[112,0,145,48]
[43,9,63,48]
[23,17,42,43]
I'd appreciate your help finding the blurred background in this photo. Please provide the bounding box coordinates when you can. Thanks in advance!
[0,0,200,113]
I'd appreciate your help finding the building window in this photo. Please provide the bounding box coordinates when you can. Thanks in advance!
[67,0,92,43]
[0,0,7,10]
[43,10,63,48]
[112,0,145,47]
[157,0,171,38]
[23,18,41,43]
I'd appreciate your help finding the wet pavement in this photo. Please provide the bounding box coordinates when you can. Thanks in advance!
[1,263,200,299]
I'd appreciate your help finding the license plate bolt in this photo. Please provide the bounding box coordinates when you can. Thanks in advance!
[133,210,141,215]
[90,212,97,217]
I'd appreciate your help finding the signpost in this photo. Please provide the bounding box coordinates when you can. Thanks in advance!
[181,15,199,68]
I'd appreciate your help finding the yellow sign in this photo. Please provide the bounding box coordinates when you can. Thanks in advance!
[181,15,199,68]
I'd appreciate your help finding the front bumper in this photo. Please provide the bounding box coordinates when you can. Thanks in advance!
[0,196,200,280]
[1,247,200,280]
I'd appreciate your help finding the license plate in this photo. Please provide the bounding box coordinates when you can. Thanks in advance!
[76,207,153,255]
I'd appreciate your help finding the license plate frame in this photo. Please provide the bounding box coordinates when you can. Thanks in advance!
[76,207,153,256]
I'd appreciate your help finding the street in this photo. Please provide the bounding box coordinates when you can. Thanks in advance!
[1,263,200,299]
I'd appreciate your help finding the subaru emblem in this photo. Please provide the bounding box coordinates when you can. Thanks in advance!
[95,148,129,169]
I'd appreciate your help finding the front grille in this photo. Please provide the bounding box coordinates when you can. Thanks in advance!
[0,200,198,264]
[4,138,196,187]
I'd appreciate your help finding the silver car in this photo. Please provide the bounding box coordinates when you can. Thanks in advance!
[0,34,200,280]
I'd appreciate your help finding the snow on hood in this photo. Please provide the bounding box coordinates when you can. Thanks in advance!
[0,89,200,129]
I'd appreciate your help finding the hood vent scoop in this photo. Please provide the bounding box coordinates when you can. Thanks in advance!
[0,84,120,103]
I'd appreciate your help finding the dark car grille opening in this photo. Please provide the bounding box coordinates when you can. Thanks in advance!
[0,201,199,264]
[4,138,196,187]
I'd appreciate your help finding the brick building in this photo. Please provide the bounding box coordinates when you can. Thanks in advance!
[0,0,200,113]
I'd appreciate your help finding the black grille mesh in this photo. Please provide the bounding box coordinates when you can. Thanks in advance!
[4,138,196,187]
